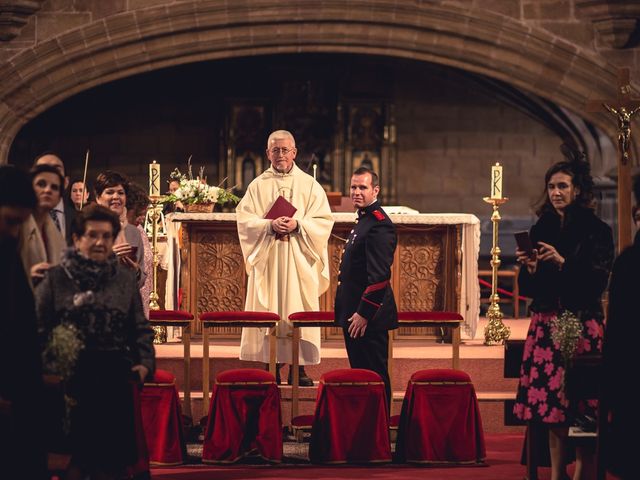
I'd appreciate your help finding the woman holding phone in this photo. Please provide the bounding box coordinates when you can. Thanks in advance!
[94,171,146,287]
[513,149,613,480]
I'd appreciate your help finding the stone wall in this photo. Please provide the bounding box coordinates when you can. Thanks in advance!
[395,65,561,217]
[0,0,638,229]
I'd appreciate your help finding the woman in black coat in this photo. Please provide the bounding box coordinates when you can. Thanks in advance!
[513,155,614,480]
[36,205,155,480]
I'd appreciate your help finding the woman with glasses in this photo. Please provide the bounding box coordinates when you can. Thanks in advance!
[19,164,66,288]
[36,204,155,480]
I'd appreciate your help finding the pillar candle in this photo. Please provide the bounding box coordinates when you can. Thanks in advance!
[490,162,503,200]
[149,160,161,196]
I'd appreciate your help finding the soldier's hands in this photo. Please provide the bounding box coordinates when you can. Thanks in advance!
[348,312,368,338]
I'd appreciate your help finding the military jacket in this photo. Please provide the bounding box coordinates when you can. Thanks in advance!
[334,200,398,331]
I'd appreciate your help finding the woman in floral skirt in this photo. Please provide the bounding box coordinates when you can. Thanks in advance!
[514,149,614,480]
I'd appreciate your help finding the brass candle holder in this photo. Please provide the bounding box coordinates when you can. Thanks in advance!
[148,195,166,343]
[483,196,511,345]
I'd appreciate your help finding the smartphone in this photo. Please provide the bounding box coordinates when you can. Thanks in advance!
[127,245,139,261]
[514,231,534,256]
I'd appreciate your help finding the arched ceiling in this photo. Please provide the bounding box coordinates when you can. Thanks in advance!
[0,0,630,164]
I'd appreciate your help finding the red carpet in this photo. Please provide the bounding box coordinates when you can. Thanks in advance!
[150,433,560,479]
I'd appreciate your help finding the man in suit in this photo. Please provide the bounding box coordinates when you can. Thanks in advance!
[334,166,398,404]
[34,151,77,245]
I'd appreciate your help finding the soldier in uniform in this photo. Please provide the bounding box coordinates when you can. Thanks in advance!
[334,166,398,404]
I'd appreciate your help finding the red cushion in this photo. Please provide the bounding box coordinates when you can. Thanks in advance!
[410,369,471,384]
[291,414,314,428]
[321,368,382,384]
[215,368,276,384]
[398,311,463,322]
[288,311,334,322]
[149,369,176,384]
[200,311,280,322]
[149,309,194,321]
[390,414,400,428]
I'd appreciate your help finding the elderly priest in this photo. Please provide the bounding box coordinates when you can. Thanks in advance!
[236,130,334,385]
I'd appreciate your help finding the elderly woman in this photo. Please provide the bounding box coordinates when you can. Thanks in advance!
[513,152,614,480]
[94,170,146,287]
[19,164,66,288]
[36,204,155,480]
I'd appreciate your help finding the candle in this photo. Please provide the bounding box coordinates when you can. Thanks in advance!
[149,160,161,196]
[313,163,317,181]
[490,162,503,200]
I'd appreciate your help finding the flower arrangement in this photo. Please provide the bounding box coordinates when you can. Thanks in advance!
[163,160,239,208]
[550,310,583,363]
[42,322,85,433]
[550,310,583,390]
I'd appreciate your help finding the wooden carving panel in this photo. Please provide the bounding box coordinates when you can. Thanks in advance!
[181,220,461,341]
[322,226,351,339]
[396,226,449,339]
[398,230,445,311]
[195,229,246,337]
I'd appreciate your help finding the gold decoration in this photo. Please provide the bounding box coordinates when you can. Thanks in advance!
[153,325,167,344]
[483,197,511,345]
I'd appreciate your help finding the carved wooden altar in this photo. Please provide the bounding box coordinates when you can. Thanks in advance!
[167,212,480,340]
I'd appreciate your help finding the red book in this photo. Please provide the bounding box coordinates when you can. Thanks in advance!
[265,196,297,240]
[264,195,297,219]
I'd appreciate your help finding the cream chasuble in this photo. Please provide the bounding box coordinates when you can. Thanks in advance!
[236,164,334,364]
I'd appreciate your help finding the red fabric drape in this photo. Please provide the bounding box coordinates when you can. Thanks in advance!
[126,381,150,477]
[395,369,486,464]
[309,369,391,464]
[202,369,282,464]
[140,381,186,465]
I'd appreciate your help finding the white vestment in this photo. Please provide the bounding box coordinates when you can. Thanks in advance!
[237,164,334,364]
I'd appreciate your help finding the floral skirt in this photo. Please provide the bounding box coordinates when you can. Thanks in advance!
[513,311,603,425]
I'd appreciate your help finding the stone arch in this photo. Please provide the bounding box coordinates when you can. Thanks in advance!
[0,1,625,163]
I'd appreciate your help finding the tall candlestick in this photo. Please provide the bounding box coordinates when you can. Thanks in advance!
[490,162,503,200]
[149,160,161,196]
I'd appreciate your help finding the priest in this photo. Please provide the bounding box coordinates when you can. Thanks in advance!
[236,130,334,385]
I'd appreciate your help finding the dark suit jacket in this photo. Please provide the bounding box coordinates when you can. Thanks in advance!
[63,197,77,245]
[334,201,398,331]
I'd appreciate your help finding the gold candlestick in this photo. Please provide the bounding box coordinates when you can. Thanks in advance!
[149,194,166,343]
[483,196,511,345]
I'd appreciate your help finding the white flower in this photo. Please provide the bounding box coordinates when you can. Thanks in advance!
[163,166,239,206]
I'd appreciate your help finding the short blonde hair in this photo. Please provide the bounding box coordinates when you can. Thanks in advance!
[267,130,296,148]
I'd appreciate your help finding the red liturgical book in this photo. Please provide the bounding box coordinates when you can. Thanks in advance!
[265,195,297,219]
[265,196,297,240]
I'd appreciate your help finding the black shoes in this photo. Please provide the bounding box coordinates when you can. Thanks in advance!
[266,363,314,386]
[288,366,314,387]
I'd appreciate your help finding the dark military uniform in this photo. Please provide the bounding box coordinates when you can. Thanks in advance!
[334,200,398,404]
